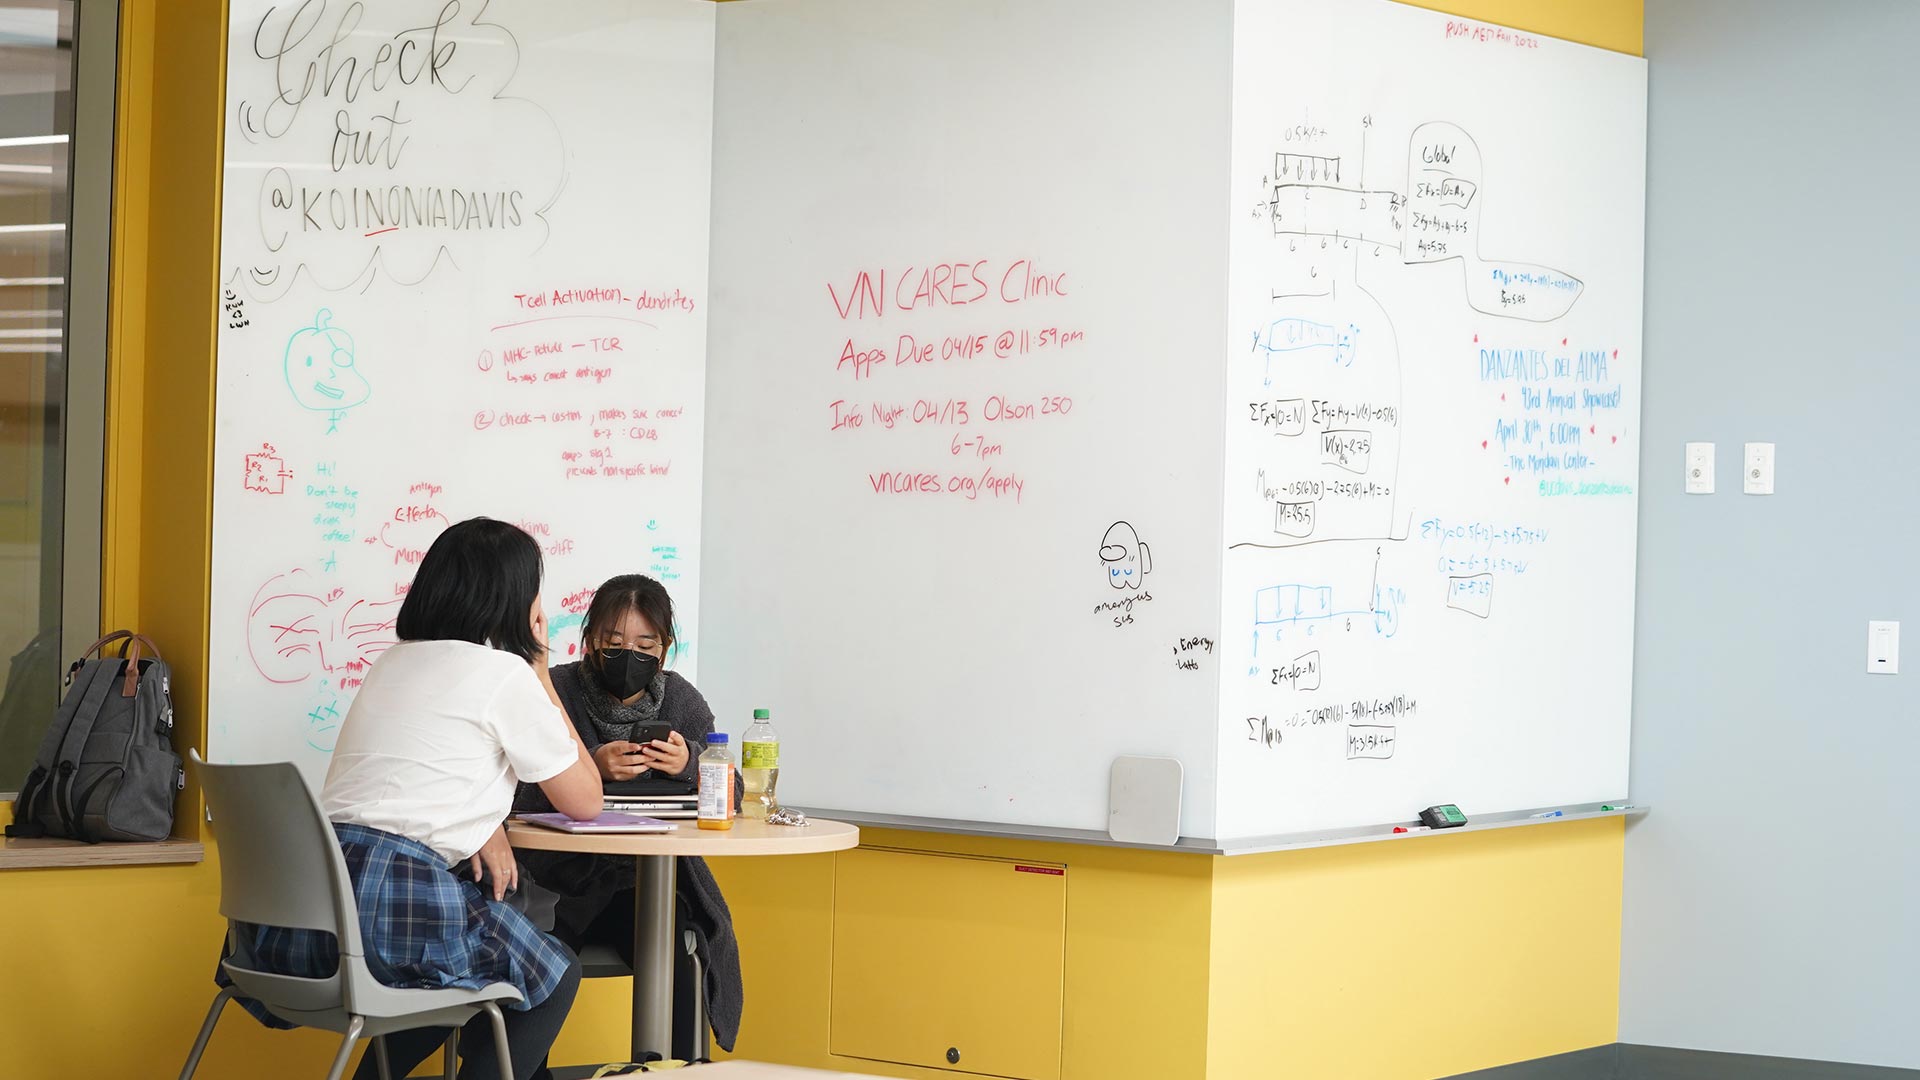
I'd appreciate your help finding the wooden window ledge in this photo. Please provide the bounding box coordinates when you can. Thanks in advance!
[0,835,204,870]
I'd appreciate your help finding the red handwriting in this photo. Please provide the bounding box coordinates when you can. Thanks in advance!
[837,327,1086,380]
[511,286,696,314]
[828,260,1070,321]
[474,404,686,433]
[358,486,449,566]
[1443,19,1540,48]
[866,468,1025,502]
[559,449,673,481]
[828,396,1073,431]
[508,521,576,557]
[495,363,618,385]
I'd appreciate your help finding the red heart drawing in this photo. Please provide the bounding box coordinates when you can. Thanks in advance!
[1504,476,1511,485]
[1562,337,1568,346]
[1481,440,1489,449]
[1613,349,1618,358]
[1473,334,1479,343]
[1611,435,1618,444]
[1590,425,1596,434]
[1501,393,1506,402]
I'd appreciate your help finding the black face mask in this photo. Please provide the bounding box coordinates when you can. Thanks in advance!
[594,648,660,700]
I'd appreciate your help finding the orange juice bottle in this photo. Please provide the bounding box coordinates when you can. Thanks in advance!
[697,733,735,830]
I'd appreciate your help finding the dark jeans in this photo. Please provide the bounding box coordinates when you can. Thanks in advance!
[353,952,583,1080]
[563,887,638,963]
[531,893,639,1078]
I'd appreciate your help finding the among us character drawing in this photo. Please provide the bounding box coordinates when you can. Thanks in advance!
[1100,521,1153,590]
[282,308,371,432]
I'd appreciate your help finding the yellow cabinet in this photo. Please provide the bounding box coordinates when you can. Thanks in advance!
[830,847,1068,1079]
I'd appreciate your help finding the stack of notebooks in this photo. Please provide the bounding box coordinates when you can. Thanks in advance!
[597,776,699,820]
[602,791,698,819]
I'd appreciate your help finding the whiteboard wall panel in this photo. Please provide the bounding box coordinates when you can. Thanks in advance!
[208,0,716,786]
[700,0,1236,835]
[1216,0,1646,838]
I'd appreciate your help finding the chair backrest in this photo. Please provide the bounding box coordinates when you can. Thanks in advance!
[190,750,363,957]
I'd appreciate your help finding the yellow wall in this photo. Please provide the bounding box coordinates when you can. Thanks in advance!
[715,820,1626,1080]
[0,1,1642,1077]
[1207,819,1625,1078]
[711,829,1217,1080]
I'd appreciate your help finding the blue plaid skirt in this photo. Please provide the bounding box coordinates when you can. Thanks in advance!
[216,822,573,1029]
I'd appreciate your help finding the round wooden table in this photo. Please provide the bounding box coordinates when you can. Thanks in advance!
[508,816,858,1063]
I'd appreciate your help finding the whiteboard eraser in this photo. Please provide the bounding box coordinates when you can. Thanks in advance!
[1109,756,1182,846]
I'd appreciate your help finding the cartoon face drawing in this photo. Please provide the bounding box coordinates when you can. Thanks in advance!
[304,685,345,753]
[283,309,371,418]
[247,569,400,687]
[1100,521,1152,590]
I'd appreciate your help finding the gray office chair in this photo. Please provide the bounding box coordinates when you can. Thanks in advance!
[178,751,521,1080]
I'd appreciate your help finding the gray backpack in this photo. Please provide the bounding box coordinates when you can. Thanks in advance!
[6,631,181,843]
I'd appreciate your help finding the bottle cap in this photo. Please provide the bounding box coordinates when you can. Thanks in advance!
[708,733,728,744]
[753,708,770,720]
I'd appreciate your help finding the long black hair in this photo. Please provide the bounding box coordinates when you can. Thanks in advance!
[583,574,676,662]
[396,517,545,662]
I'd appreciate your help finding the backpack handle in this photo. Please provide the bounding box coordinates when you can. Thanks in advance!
[78,630,134,660]
[77,631,163,698]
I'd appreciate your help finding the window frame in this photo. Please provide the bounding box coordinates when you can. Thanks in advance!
[62,0,116,661]
[0,0,117,800]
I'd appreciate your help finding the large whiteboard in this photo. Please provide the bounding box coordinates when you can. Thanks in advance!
[1215,0,1646,837]
[205,0,1647,841]
[701,0,1235,836]
[207,0,715,785]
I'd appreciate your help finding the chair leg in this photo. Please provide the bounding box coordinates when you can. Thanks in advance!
[176,987,235,1080]
[374,1035,393,1080]
[322,1015,366,1080]
[443,1029,459,1080]
[480,1002,513,1080]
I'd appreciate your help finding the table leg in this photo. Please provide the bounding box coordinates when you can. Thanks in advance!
[632,853,677,1063]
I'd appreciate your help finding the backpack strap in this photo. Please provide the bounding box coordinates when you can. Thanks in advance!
[69,764,127,843]
[4,767,51,838]
[50,661,124,843]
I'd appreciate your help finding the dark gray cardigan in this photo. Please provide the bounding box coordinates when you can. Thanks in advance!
[514,662,743,1053]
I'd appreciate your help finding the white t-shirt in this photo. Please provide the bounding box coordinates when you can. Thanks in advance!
[323,639,578,864]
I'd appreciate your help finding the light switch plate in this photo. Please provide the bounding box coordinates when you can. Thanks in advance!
[1868,621,1899,675]
[1744,442,1775,495]
[1684,442,1714,494]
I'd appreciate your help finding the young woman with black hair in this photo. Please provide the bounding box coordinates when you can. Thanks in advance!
[216,518,602,1080]
[516,574,745,1064]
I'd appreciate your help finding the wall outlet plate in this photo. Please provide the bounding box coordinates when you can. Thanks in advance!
[1684,442,1714,494]
[1744,442,1775,495]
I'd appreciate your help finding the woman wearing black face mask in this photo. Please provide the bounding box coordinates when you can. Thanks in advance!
[513,574,743,1070]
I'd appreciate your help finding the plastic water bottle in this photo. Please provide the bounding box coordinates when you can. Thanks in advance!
[697,733,735,830]
[741,708,780,819]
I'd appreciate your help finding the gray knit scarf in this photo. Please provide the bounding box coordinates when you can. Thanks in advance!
[560,660,668,746]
